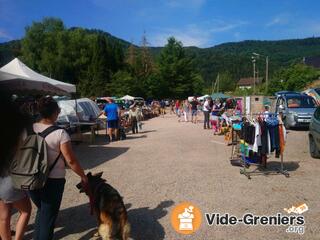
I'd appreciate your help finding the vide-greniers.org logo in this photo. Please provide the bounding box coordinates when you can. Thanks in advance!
[205,212,305,235]
[171,203,308,235]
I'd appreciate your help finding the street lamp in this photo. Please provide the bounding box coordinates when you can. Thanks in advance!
[252,52,269,93]
[251,56,257,94]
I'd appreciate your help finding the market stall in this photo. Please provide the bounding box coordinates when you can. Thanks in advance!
[0,58,76,94]
[229,113,290,179]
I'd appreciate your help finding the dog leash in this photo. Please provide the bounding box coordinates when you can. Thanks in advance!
[88,181,105,215]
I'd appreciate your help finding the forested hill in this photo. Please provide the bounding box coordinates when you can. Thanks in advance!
[1,26,320,87]
[0,27,132,67]
[185,37,320,85]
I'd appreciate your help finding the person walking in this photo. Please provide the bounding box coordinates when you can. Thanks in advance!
[175,100,180,117]
[0,93,31,240]
[160,100,166,117]
[129,105,139,134]
[203,97,212,129]
[102,98,120,142]
[28,96,88,240]
[136,103,143,130]
[170,100,175,114]
[183,100,190,122]
[190,97,198,124]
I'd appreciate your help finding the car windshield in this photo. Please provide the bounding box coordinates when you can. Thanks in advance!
[286,96,316,108]
[314,88,320,95]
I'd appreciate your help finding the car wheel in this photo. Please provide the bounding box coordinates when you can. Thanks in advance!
[309,135,320,158]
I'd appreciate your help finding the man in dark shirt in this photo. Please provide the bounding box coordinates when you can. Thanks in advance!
[190,97,198,123]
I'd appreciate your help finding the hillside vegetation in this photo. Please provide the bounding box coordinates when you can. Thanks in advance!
[1,17,320,97]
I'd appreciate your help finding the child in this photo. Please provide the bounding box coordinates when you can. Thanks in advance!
[211,102,220,135]
[210,113,220,135]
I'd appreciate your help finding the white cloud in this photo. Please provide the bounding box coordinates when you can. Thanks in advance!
[0,29,12,40]
[207,19,248,33]
[149,19,247,47]
[266,14,290,27]
[149,27,210,47]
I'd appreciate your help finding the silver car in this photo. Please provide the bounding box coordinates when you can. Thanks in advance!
[275,94,317,129]
[309,106,320,158]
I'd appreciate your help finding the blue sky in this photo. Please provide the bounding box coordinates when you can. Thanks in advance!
[1,0,320,48]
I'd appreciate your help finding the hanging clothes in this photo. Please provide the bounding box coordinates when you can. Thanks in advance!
[259,120,269,155]
[253,122,261,153]
[240,121,256,145]
[266,117,280,153]
[279,124,286,155]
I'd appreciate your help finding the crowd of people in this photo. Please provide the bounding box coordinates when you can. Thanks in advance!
[99,98,145,142]
[172,97,243,135]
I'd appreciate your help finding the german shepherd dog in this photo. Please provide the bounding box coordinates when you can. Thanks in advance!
[76,172,130,240]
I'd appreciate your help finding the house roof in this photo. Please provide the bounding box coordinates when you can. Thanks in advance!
[304,56,320,69]
[238,77,263,86]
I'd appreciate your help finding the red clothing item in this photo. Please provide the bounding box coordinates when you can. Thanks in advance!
[279,124,285,155]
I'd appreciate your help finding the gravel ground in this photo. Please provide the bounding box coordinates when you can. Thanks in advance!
[20,113,320,240]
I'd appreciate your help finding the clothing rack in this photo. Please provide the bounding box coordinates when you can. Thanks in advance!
[239,150,290,179]
[229,113,290,179]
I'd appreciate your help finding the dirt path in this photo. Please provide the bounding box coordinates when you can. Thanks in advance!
[22,114,320,239]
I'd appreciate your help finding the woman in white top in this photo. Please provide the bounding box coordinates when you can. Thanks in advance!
[203,97,212,129]
[28,96,88,240]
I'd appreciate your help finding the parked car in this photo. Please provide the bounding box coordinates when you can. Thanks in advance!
[274,91,300,97]
[309,106,320,158]
[303,88,320,105]
[275,93,317,129]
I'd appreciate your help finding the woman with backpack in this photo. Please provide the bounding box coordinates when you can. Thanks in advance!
[0,93,32,240]
[28,96,88,240]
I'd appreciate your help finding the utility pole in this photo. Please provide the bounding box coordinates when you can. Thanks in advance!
[253,59,256,95]
[253,52,269,94]
[217,73,220,93]
[266,56,269,93]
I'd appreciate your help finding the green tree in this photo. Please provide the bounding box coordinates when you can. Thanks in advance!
[22,17,65,72]
[157,37,203,98]
[108,70,136,96]
[267,64,320,94]
[80,34,111,96]
[218,71,236,92]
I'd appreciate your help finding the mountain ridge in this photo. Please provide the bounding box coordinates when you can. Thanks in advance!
[1,28,320,85]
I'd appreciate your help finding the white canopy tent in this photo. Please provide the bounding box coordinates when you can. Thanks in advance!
[121,95,134,101]
[0,70,66,94]
[57,98,100,123]
[0,58,76,94]
[198,94,210,101]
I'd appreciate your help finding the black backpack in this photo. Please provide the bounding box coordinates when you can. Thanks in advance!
[10,125,62,190]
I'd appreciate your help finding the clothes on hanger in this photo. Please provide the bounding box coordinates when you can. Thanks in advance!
[238,114,286,165]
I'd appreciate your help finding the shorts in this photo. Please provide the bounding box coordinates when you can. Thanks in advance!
[107,120,119,129]
[0,176,27,203]
[211,115,219,121]
[191,110,197,116]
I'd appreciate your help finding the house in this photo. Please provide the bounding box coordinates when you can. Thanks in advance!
[237,77,262,89]
[303,56,320,69]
